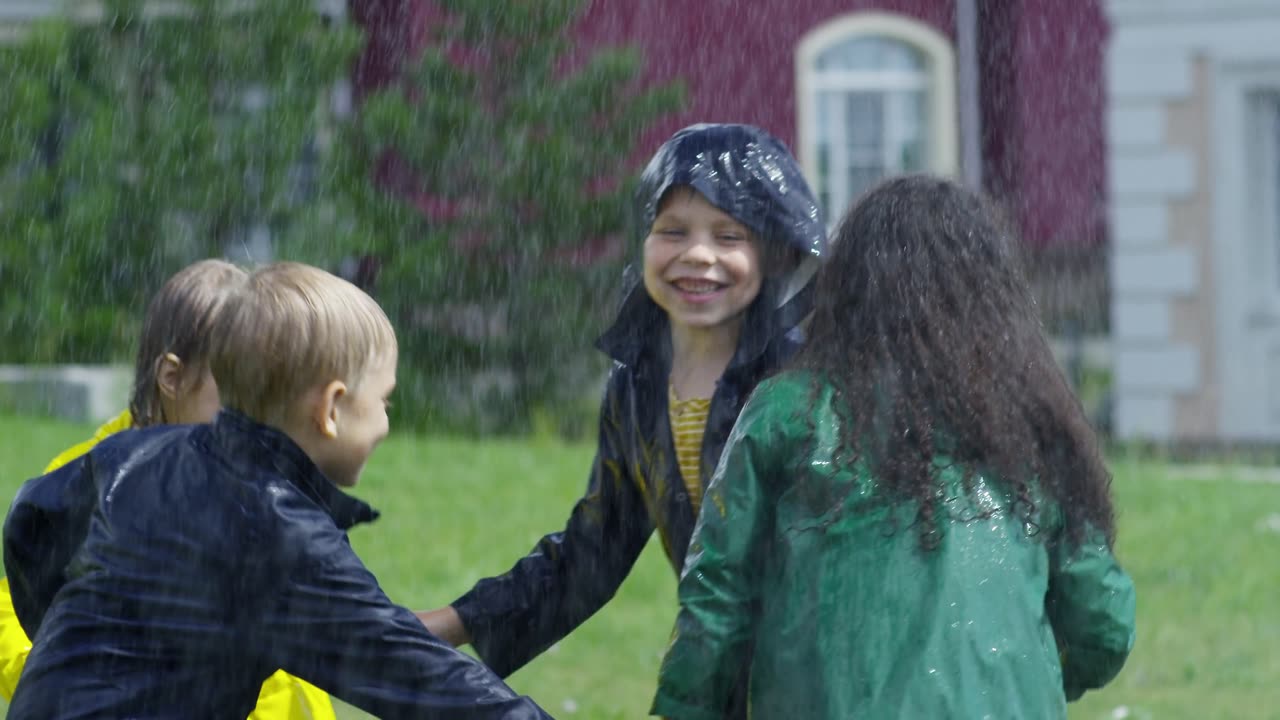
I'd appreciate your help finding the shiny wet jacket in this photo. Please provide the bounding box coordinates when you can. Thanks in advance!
[653,373,1137,720]
[3,410,551,720]
[452,124,827,700]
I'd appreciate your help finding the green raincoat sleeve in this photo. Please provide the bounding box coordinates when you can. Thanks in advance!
[650,391,779,720]
[1046,531,1137,700]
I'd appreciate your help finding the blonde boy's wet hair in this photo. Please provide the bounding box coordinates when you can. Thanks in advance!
[209,262,397,423]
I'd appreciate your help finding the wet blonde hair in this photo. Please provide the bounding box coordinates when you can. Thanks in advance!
[130,259,248,427]
[208,262,397,424]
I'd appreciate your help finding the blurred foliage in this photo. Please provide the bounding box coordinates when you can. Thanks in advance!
[1,0,680,434]
[0,0,361,363]
[278,0,683,433]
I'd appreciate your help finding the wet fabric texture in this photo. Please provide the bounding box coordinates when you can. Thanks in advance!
[452,124,826,718]
[653,372,1136,720]
[4,410,551,719]
[0,408,337,720]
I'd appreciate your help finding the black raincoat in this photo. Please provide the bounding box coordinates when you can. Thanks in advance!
[3,410,551,720]
[452,123,826,717]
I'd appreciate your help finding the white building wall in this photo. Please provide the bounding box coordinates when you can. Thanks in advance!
[1108,0,1280,441]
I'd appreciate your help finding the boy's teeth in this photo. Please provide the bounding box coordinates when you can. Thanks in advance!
[676,280,720,292]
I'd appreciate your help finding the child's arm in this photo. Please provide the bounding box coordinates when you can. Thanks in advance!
[651,398,777,720]
[263,528,552,719]
[446,375,654,676]
[1045,529,1137,700]
[3,456,97,637]
[415,606,469,647]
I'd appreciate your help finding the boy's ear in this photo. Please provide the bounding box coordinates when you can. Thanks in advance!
[156,353,185,401]
[312,380,347,438]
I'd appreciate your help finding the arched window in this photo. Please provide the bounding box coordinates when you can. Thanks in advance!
[796,12,958,223]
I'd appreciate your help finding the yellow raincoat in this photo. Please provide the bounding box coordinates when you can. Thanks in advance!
[0,410,336,719]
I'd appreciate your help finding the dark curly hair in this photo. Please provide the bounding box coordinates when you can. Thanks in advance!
[792,174,1114,550]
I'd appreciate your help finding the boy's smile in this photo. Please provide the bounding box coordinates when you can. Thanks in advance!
[643,188,763,333]
[670,278,727,302]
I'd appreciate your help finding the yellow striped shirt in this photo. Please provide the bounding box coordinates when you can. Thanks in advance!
[668,384,711,514]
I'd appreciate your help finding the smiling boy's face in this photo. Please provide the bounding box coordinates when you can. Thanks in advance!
[642,187,763,336]
[298,350,397,489]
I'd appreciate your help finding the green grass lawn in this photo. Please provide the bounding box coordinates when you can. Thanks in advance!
[1,415,1278,719]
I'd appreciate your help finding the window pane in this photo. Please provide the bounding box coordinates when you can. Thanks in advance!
[906,90,928,170]
[846,93,883,148]
[849,167,884,201]
[815,90,831,148]
[816,142,831,211]
[844,93,884,212]
[815,91,832,203]
[880,39,924,71]
[815,36,924,72]
[885,89,927,173]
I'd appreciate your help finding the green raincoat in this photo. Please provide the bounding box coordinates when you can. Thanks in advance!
[652,372,1136,719]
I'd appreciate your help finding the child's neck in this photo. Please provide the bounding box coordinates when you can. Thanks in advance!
[668,320,741,400]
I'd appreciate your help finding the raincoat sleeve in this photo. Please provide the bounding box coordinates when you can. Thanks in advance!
[2,456,98,638]
[0,409,135,700]
[1,409,132,643]
[1045,529,1137,700]
[651,391,779,720]
[451,374,654,677]
[262,528,552,719]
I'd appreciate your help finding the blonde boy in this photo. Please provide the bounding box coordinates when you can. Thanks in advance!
[4,263,551,719]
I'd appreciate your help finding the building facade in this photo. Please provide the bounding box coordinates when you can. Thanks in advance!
[1108,0,1280,442]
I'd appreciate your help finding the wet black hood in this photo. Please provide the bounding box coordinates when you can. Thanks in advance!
[597,123,828,368]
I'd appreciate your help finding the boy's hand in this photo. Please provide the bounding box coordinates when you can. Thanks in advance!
[415,606,471,648]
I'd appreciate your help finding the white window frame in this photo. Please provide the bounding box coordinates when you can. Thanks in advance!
[795,11,959,221]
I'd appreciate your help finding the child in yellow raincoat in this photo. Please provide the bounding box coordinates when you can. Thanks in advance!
[0,259,335,720]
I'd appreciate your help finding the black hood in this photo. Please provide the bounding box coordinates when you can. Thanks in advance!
[597,123,827,368]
